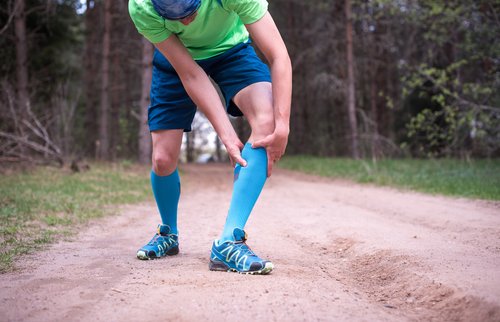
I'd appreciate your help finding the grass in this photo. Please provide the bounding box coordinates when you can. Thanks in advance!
[0,163,152,273]
[278,156,500,201]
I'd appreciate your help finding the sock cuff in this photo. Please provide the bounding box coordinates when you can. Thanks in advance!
[151,168,179,179]
[242,143,267,161]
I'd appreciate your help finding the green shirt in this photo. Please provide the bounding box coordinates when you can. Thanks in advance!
[128,0,268,60]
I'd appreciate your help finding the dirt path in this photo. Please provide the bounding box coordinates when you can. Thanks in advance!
[1,164,499,322]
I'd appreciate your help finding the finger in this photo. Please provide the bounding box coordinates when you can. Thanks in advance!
[252,135,273,149]
[268,151,280,163]
[267,156,273,177]
[233,152,247,167]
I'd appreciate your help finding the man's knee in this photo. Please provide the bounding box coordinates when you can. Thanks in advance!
[152,151,178,176]
[254,110,275,137]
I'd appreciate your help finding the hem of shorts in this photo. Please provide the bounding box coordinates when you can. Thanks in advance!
[149,125,192,133]
[226,78,272,115]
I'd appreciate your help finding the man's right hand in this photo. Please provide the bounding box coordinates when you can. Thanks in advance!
[224,138,247,168]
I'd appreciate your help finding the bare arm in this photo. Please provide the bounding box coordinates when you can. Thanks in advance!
[154,36,247,167]
[246,12,292,166]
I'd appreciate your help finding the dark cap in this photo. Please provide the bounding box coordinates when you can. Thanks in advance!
[151,0,202,20]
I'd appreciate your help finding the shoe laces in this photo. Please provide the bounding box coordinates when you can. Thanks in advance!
[147,234,161,246]
[233,241,257,258]
[148,233,173,246]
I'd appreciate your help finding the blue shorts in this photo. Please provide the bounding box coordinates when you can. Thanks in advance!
[149,41,271,132]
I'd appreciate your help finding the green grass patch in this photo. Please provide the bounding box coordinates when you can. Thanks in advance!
[0,163,152,272]
[279,156,500,200]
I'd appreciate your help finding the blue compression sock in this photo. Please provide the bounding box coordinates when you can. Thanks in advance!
[220,143,267,242]
[151,169,180,235]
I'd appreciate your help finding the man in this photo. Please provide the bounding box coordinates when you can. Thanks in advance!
[128,0,291,274]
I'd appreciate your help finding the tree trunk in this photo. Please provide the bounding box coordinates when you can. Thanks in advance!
[345,0,360,159]
[83,0,99,157]
[14,0,29,116]
[186,131,195,163]
[98,0,111,160]
[214,135,221,162]
[370,76,380,159]
[110,50,120,161]
[138,38,153,164]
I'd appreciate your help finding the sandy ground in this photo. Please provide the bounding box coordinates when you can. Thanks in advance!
[1,164,499,322]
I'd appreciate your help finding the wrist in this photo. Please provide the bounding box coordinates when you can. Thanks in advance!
[274,121,290,136]
[213,121,237,143]
[218,129,239,146]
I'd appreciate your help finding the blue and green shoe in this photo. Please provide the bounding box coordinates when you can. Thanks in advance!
[209,228,273,275]
[137,224,179,260]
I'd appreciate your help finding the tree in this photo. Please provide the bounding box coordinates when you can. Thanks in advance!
[138,38,153,164]
[14,0,29,117]
[345,0,359,158]
[97,0,111,160]
[395,0,500,157]
[83,0,99,157]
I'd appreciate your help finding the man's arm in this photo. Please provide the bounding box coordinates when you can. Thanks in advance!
[154,36,247,167]
[246,12,292,164]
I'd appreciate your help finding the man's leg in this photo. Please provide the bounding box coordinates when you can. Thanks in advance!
[151,129,184,234]
[209,82,275,274]
[137,129,183,260]
[219,82,275,242]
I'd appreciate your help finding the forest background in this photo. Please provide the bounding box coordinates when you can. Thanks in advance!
[0,0,499,166]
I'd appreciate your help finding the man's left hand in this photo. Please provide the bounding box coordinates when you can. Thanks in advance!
[252,127,289,177]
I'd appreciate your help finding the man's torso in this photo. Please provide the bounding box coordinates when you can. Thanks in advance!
[129,0,268,60]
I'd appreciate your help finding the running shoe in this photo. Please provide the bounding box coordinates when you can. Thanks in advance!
[137,224,179,260]
[209,228,274,275]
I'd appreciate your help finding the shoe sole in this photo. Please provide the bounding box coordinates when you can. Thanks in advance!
[137,245,179,260]
[209,259,274,275]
